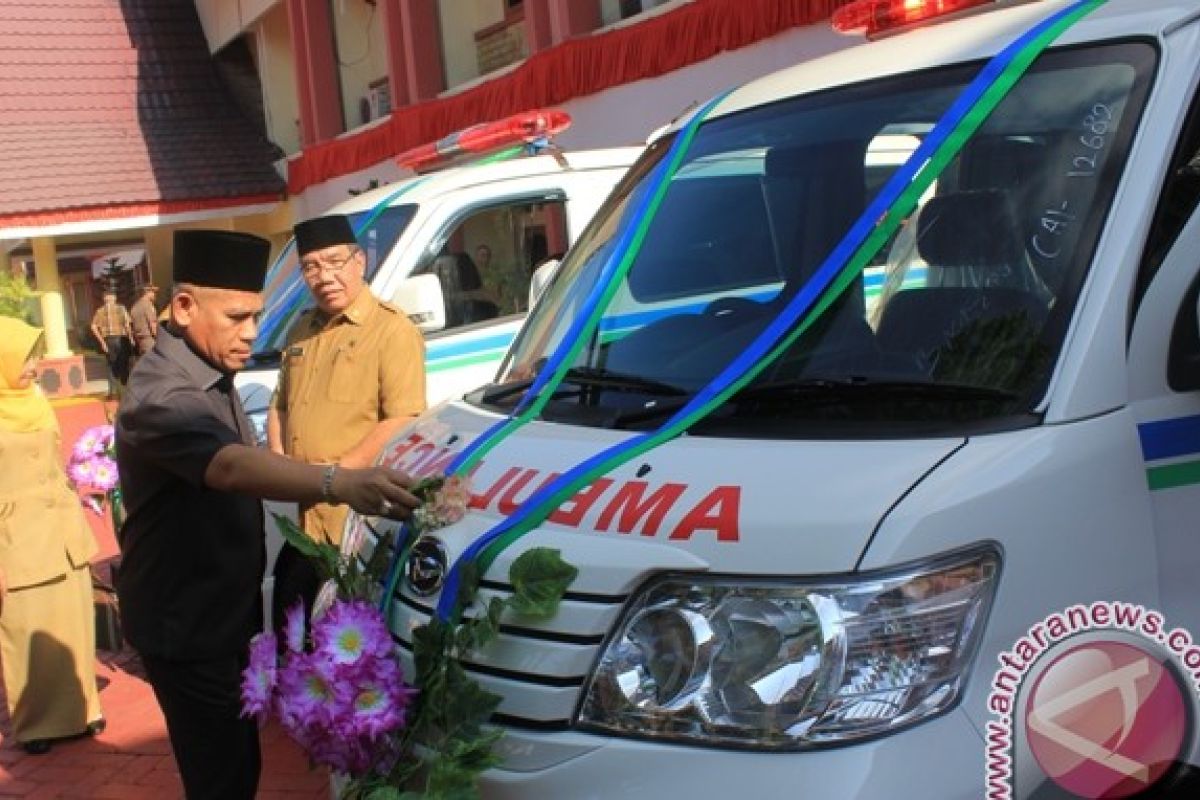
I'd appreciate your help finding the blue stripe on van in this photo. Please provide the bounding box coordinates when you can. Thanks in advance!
[426,331,517,361]
[1138,414,1200,462]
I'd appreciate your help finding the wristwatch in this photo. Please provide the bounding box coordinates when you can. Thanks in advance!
[321,464,338,503]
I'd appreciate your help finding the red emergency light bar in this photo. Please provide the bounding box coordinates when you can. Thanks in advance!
[395,109,572,172]
[832,0,996,37]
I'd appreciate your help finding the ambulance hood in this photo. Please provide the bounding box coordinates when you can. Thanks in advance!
[381,403,965,596]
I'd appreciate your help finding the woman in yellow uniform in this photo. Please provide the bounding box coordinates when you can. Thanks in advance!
[0,317,104,754]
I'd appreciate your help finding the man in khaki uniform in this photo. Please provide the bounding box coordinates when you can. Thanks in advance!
[267,214,426,630]
[129,284,159,356]
[89,288,133,391]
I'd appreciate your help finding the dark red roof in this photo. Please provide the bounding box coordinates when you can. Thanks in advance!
[0,0,284,228]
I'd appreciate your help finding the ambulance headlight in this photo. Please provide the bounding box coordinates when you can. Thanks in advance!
[578,546,1000,748]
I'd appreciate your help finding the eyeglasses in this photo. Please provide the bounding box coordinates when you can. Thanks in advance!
[300,248,359,279]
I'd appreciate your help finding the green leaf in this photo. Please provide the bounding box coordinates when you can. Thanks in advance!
[507,548,578,620]
[412,621,453,684]
[273,513,327,560]
[443,662,502,735]
[425,748,489,799]
[456,561,482,609]
[447,729,504,773]
[456,594,503,654]
[0,270,34,323]
[363,787,405,800]
[363,520,398,584]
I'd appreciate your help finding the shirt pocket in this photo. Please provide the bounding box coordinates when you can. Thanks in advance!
[327,345,365,404]
[280,347,305,400]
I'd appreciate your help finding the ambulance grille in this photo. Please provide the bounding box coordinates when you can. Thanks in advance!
[388,579,627,729]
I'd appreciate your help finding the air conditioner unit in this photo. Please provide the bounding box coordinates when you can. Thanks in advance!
[368,79,392,120]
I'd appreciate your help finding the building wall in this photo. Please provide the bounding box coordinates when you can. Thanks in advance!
[195,0,279,52]
[257,4,302,156]
[191,1,853,223]
[334,0,391,130]
[554,23,848,151]
[292,21,851,211]
[438,0,507,90]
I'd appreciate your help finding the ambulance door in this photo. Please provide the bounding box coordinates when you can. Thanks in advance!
[398,193,570,404]
[1126,74,1200,633]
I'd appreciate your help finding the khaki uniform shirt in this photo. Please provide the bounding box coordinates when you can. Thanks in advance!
[272,290,426,543]
[91,301,131,338]
[0,427,98,589]
[129,296,158,346]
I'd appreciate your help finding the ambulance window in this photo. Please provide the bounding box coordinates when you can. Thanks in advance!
[360,204,419,282]
[626,169,781,301]
[412,197,569,334]
[1136,87,1200,314]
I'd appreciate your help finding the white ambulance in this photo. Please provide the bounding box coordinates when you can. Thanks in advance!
[234,139,642,440]
[373,0,1200,796]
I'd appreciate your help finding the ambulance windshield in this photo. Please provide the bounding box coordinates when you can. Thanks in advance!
[489,42,1154,435]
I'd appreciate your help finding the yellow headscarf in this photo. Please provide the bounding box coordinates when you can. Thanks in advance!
[0,316,57,433]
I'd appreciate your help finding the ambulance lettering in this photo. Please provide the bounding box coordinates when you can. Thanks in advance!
[380,434,741,542]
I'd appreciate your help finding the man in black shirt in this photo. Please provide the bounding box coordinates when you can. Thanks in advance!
[116,229,420,800]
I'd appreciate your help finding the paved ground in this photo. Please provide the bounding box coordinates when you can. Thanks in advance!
[0,394,330,799]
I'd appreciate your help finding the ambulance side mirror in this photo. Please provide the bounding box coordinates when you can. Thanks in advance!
[395,274,447,333]
[528,258,560,310]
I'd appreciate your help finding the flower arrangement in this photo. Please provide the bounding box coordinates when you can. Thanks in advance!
[243,599,417,775]
[67,423,123,524]
[242,474,578,799]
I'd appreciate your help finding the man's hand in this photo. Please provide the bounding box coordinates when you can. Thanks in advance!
[330,465,420,520]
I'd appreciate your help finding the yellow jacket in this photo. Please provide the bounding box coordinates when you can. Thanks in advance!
[0,428,98,588]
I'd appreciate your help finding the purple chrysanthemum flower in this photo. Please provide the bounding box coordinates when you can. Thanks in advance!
[275,651,345,730]
[68,458,96,485]
[89,456,120,492]
[240,631,278,720]
[96,424,115,450]
[347,672,411,738]
[248,599,417,778]
[72,428,103,460]
[309,734,374,775]
[311,600,392,665]
[284,600,307,653]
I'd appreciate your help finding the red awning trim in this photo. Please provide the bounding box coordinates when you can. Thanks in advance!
[0,194,282,231]
[288,0,852,194]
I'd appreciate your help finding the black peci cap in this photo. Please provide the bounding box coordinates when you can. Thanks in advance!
[172,230,271,292]
[293,214,357,257]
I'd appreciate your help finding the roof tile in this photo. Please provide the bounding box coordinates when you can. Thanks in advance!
[0,0,284,225]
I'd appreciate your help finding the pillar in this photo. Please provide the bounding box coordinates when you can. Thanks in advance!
[31,237,70,359]
[288,0,343,146]
[548,0,600,43]
[525,0,554,51]
[142,227,174,290]
[383,0,445,106]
